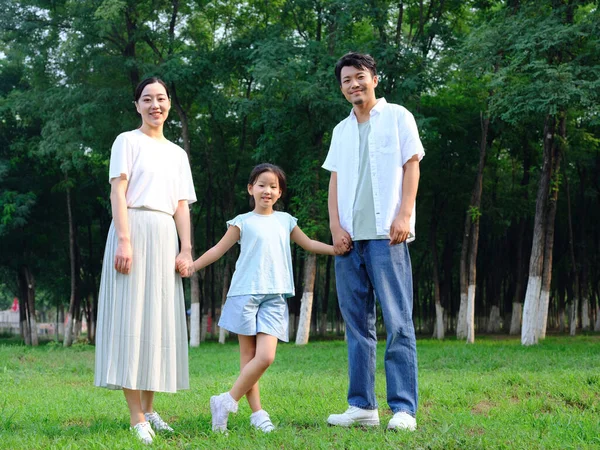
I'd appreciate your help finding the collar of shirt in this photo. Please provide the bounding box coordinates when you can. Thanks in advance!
[348,97,388,122]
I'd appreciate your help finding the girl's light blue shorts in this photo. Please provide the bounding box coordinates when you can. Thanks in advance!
[218,294,289,342]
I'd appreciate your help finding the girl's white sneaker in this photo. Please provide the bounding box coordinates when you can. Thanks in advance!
[144,411,174,432]
[250,410,275,433]
[130,421,155,445]
[210,392,238,432]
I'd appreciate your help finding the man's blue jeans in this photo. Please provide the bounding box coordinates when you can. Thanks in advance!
[335,240,418,416]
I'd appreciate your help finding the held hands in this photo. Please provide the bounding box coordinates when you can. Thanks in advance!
[331,226,352,255]
[175,251,194,278]
[389,214,411,245]
[114,240,133,274]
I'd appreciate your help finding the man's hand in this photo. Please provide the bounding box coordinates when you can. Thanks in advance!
[389,215,411,245]
[331,225,352,254]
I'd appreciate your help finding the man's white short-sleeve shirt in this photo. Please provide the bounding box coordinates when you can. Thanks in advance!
[322,98,425,242]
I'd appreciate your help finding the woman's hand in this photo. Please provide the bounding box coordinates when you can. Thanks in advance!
[114,239,133,274]
[175,251,194,277]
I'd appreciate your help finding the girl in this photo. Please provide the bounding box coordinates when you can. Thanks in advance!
[179,163,344,433]
[95,77,196,445]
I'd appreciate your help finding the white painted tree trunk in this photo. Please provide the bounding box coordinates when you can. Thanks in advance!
[509,302,522,335]
[558,309,566,333]
[487,305,501,333]
[522,276,542,346]
[466,285,476,343]
[581,296,590,331]
[21,319,31,345]
[537,289,551,339]
[63,314,74,347]
[189,302,200,347]
[456,292,468,339]
[218,325,228,344]
[569,299,578,336]
[296,254,317,345]
[296,292,313,345]
[296,291,315,345]
[200,315,208,342]
[433,303,444,340]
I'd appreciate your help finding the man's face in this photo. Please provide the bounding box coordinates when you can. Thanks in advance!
[340,65,378,106]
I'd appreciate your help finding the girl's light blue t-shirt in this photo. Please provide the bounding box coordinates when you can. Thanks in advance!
[226,211,298,298]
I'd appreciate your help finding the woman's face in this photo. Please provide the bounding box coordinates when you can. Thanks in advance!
[135,82,171,129]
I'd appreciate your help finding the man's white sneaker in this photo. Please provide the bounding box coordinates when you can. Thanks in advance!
[327,406,380,427]
[130,421,155,445]
[144,411,174,432]
[210,392,238,432]
[250,409,275,433]
[387,412,417,431]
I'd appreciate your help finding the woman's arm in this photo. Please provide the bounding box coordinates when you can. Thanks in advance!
[173,199,193,272]
[291,226,337,256]
[110,176,132,274]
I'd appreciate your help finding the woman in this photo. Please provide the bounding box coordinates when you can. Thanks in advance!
[94,77,196,445]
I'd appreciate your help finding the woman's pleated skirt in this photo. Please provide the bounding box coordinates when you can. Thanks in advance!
[94,208,189,393]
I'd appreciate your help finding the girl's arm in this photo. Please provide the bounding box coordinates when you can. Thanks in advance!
[110,176,132,274]
[291,226,337,256]
[173,199,193,271]
[188,225,241,275]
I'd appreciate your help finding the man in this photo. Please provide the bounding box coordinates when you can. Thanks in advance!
[323,52,424,431]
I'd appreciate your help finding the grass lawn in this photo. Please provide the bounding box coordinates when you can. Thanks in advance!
[0,335,599,449]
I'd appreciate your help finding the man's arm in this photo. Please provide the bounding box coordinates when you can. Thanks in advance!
[389,155,420,245]
[328,172,352,253]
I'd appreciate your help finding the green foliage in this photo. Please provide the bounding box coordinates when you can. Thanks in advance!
[0,0,598,332]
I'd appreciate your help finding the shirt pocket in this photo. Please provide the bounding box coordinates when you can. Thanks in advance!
[376,133,398,154]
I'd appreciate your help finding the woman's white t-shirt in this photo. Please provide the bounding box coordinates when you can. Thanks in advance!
[108,129,197,215]
[226,211,298,298]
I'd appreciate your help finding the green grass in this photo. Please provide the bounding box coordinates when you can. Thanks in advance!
[0,335,599,449]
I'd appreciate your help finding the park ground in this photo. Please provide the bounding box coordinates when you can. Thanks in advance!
[0,335,599,449]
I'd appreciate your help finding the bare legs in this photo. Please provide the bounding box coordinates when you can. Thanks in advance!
[123,389,155,427]
[229,333,278,410]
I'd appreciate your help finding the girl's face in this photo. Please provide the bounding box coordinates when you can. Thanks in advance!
[135,82,171,130]
[248,171,282,214]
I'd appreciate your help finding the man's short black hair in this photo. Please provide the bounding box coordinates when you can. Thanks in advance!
[334,52,377,85]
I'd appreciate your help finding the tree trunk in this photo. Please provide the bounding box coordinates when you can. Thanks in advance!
[509,302,522,335]
[296,253,317,345]
[458,113,489,342]
[218,259,231,344]
[64,180,81,347]
[594,306,600,332]
[522,114,559,345]
[487,305,501,333]
[537,114,564,339]
[18,265,38,346]
[430,199,444,339]
[578,165,590,331]
[320,255,333,336]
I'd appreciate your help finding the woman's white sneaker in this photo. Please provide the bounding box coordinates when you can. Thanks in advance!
[327,406,380,427]
[130,421,155,445]
[144,411,174,432]
[387,412,417,431]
